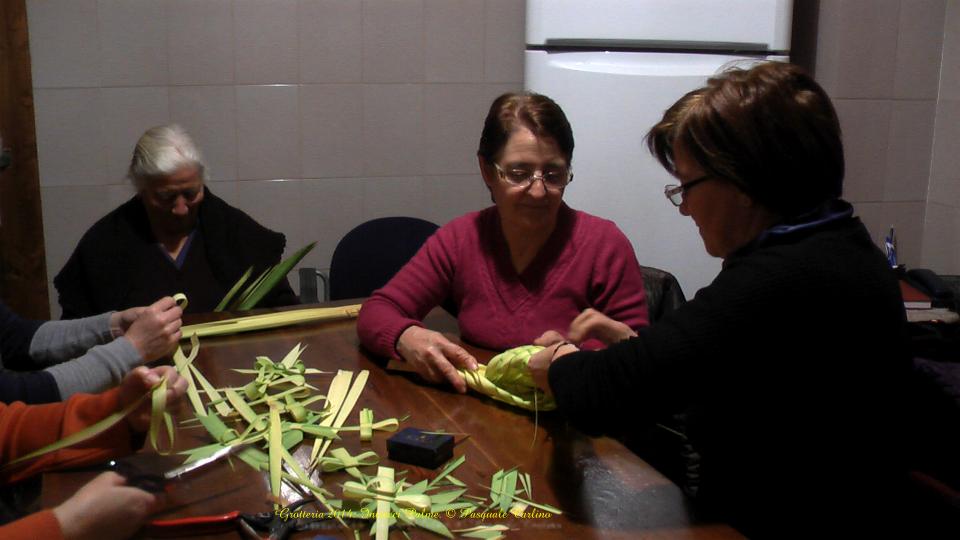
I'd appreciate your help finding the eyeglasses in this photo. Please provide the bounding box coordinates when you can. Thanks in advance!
[494,163,573,191]
[664,174,714,206]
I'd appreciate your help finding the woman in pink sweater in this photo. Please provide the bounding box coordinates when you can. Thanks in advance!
[357,92,649,392]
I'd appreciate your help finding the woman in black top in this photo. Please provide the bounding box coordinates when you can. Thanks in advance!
[529,62,910,537]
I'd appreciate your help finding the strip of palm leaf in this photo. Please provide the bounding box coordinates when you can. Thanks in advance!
[217,241,316,311]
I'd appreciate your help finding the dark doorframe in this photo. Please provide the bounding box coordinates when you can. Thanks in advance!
[0,0,50,319]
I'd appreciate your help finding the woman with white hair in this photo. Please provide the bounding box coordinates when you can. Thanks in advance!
[54,124,297,318]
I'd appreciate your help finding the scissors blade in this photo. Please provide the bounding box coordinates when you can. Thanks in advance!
[163,443,246,480]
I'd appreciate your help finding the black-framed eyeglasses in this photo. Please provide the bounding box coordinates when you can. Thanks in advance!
[664,174,714,207]
[494,163,573,191]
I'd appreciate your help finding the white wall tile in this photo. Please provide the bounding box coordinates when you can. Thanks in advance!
[834,99,891,201]
[98,0,168,87]
[422,174,489,226]
[815,0,899,98]
[921,202,960,273]
[362,177,425,221]
[41,186,119,252]
[207,180,240,209]
[34,89,106,187]
[484,0,525,82]
[424,0,484,83]
[169,86,238,182]
[167,0,235,85]
[236,179,305,260]
[939,0,960,100]
[299,0,363,83]
[854,201,925,268]
[235,0,298,84]
[362,85,423,176]
[422,84,506,175]
[236,85,301,180]
[929,99,960,207]
[107,183,137,208]
[300,85,364,178]
[893,0,947,99]
[100,87,171,183]
[27,0,100,88]
[300,178,365,272]
[31,0,533,311]
[884,100,936,201]
[363,0,424,82]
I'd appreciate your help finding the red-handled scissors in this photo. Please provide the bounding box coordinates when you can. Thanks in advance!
[109,443,248,493]
[147,498,336,540]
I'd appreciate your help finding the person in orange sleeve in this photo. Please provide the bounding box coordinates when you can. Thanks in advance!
[0,365,187,540]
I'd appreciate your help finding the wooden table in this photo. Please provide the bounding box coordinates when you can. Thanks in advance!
[42,305,741,539]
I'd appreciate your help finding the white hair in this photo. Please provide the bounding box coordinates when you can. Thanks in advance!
[128,124,207,188]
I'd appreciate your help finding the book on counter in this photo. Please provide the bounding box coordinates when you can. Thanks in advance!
[900,280,932,309]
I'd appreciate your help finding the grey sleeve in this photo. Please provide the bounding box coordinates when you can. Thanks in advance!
[44,337,144,398]
[28,312,115,366]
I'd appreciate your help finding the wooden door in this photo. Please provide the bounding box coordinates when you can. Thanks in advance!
[0,0,50,318]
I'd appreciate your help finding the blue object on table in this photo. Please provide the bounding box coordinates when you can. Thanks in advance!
[885,227,898,267]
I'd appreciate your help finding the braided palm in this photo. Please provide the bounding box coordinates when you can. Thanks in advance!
[458,345,556,411]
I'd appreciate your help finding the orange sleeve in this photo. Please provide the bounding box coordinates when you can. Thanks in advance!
[0,388,135,484]
[0,509,64,540]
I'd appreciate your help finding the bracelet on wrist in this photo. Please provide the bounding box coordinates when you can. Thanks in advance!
[551,341,573,361]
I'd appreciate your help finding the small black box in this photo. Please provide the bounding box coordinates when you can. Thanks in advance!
[387,428,454,469]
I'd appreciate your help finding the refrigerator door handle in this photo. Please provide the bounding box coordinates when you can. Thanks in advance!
[534,38,778,55]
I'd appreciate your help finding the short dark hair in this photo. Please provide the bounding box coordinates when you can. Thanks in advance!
[646,61,844,217]
[477,92,574,165]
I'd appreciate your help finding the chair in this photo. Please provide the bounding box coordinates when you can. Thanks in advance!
[639,265,686,322]
[625,265,695,493]
[328,217,440,301]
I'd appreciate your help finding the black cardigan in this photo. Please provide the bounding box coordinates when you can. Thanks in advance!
[0,301,57,404]
[549,209,911,536]
[54,187,298,318]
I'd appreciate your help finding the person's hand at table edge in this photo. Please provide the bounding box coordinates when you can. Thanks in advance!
[396,326,479,394]
[52,470,159,540]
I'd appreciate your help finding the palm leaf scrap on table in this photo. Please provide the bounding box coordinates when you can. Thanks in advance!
[15,295,565,538]
[175,336,567,538]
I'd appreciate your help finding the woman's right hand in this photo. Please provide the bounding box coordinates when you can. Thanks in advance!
[396,326,478,394]
[123,297,183,362]
[120,366,188,433]
[53,471,157,540]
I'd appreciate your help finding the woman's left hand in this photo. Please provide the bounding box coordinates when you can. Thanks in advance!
[528,341,579,393]
[533,329,566,347]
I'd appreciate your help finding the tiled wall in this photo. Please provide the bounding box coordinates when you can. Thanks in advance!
[28,0,524,317]
[924,0,960,273]
[814,0,955,273]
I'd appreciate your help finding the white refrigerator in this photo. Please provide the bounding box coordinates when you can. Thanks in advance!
[525,0,793,296]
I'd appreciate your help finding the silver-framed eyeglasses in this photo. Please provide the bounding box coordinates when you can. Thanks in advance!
[494,163,573,191]
[664,174,714,207]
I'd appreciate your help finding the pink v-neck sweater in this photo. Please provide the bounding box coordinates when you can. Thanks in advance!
[357,204,649,357]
